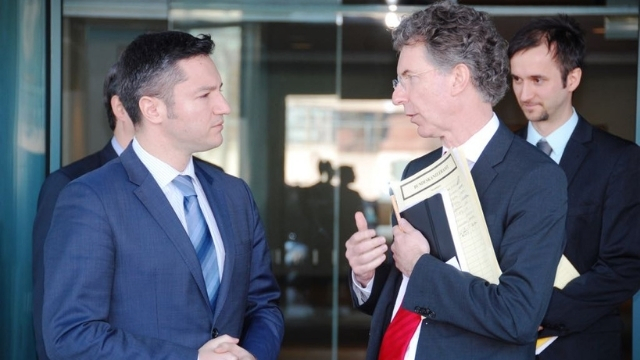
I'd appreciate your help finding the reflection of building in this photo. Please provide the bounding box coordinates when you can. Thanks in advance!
[284,95,439,202]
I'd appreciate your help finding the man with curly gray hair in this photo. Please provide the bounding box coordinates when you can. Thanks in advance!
[345,2,567,359]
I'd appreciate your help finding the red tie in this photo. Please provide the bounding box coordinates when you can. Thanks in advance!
[378,305,422,360]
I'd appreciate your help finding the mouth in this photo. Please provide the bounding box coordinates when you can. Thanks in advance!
[520,102,539,110]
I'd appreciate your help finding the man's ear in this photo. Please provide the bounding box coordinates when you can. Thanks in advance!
[139,96,164,125]
[111,95,127,119]
[450,63,471,97]
[566,67,582,92]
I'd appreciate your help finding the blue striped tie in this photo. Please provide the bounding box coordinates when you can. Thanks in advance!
[173,175,220,312]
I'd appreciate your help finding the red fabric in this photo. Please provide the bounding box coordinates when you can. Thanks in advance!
[378,306,422,360]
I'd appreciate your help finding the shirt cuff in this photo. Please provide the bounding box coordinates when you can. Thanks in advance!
[352,272,374,305]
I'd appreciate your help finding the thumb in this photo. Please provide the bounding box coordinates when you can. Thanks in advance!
[397,218,414,232]
[354,211,368,232]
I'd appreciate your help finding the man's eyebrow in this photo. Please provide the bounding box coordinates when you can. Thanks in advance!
[196,85,218,92]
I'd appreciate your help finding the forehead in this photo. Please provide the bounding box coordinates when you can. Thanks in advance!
[176,55,221,87]
[510,44,559,73]
[397,43,432,72]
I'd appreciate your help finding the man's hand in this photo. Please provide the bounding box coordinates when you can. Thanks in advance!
[391,218,430,277]
[345,211,388,286]
[198,335,256,360]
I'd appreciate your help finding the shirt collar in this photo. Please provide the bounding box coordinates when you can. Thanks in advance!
[526,108,578,163]
[111,136,125,156]
[442,113,500,165]
[131,137,196,188]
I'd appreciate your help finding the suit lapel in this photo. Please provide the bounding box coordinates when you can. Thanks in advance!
[120,148,212,314]
[195,163,236,322]
[559,116,591,186]
[471,123,512,197]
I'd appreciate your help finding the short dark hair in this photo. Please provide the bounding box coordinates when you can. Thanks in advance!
[392,0,509,106]
[103,63,119,131]
[117,31,215,125]
[508,14,585,87]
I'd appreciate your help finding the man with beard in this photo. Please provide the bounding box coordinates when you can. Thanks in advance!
[509,14,640,360]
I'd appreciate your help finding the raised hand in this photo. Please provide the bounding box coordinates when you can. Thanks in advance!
[345,211,388,286]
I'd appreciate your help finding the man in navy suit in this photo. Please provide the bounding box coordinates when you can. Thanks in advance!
[509,15,640,359]
[42,31,284,360]
[345,2,567,359]
[32,63,134,360]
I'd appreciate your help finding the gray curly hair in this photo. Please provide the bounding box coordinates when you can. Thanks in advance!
[392,1,509,106]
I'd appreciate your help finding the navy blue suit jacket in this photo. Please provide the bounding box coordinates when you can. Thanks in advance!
[352,122,568,360]
[42,146,284,360]
[519,116,640,359]
[32,142,118,360]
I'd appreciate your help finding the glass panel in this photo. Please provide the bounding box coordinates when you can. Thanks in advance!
[0,0,46,359]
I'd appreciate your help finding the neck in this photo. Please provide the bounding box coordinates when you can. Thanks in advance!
[531,104,573,138]
[136,128,190,172]
[441,103,493,148]
[113,130,131,150]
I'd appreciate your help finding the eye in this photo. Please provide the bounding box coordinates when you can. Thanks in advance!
[511,76,522,84]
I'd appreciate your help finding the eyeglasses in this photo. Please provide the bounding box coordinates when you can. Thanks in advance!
[392,69,436,90]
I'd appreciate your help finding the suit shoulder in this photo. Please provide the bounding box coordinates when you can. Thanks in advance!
[37,152,105,203]
[509,134,558,166]
[404,149,442,178]
[194,157,225,173]
[194,158,250,189]
[194,157,224,172]
[67,157,127,193]
[54,151,104,181]
[591,126,639,154]
[501,136,567,186]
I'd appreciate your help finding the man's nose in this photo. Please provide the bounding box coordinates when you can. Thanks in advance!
[517,82,534,102]
[391,86,406,105]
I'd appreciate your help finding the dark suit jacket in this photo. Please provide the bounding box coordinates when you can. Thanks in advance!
[32,142,118,360]
[352,122,568,360]
[518,115,640,360]
[42,146,284,360]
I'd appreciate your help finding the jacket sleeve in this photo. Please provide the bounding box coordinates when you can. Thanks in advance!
[235,181,285,360]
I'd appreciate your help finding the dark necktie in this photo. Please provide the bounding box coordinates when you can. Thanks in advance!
[378,304,422,359]
[173,175,220,312]
[536,138,553,156]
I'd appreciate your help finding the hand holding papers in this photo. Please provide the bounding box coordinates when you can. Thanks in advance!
[535,256,580,355]
[390,149,502,284]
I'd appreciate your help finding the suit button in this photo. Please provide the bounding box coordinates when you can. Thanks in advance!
[211,328,219,338]
[426,309,436,319]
